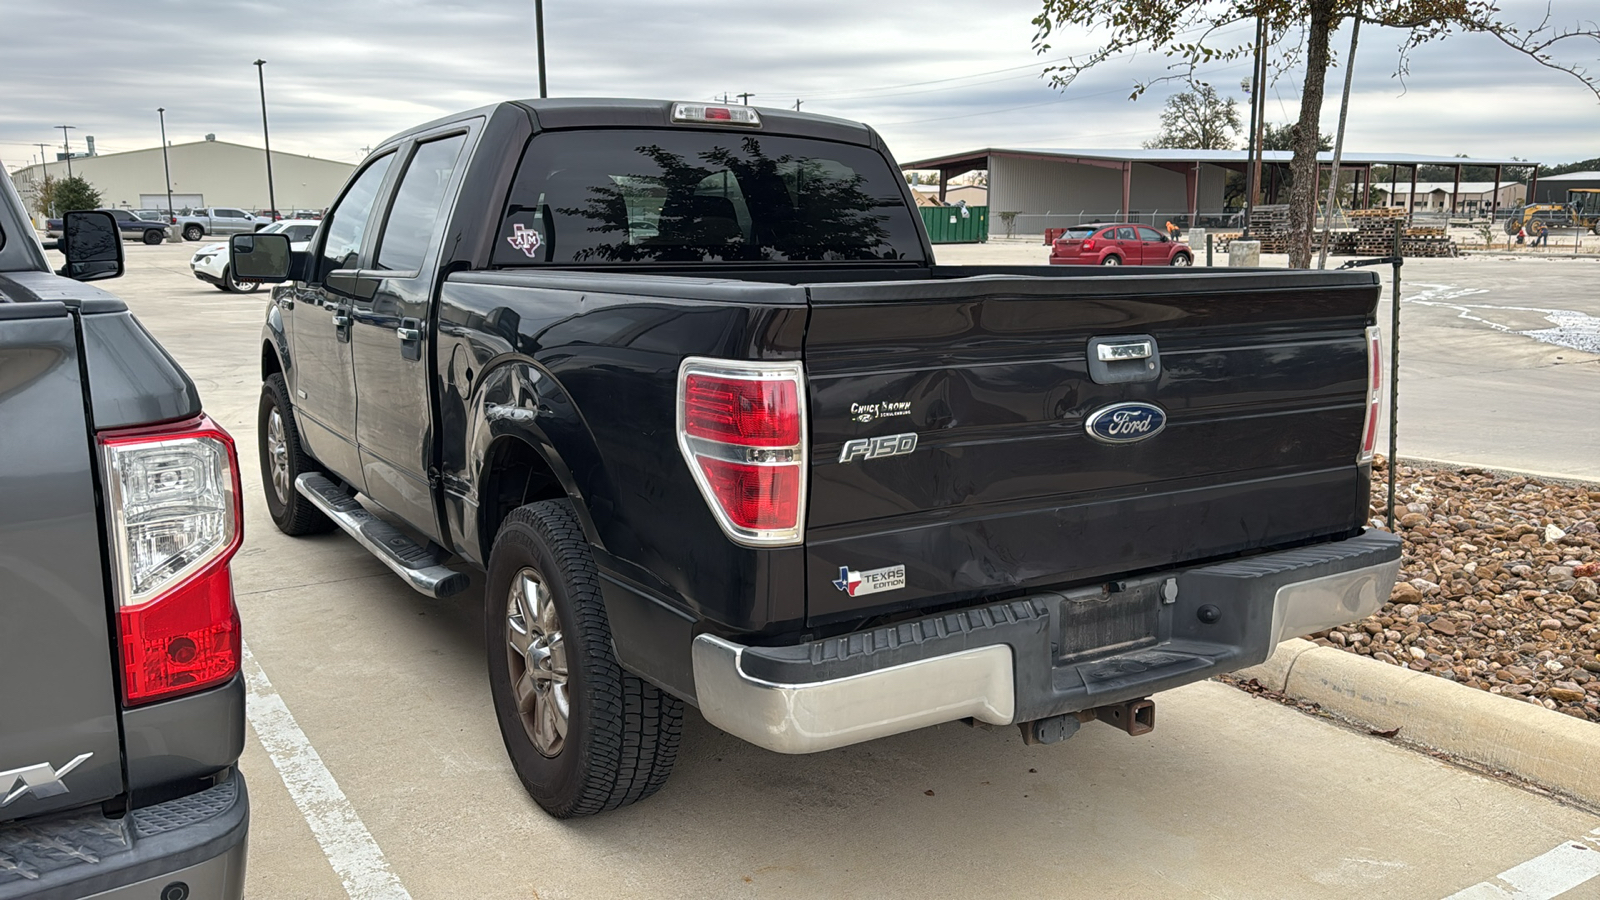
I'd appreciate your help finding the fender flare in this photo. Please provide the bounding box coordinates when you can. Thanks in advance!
[457,357,615,560]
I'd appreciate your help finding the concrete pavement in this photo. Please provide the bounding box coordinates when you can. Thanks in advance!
[87,241,1600,899]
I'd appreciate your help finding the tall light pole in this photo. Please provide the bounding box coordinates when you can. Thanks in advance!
[57,125,76,178]
[253,59,277,216]
[157,108,175,220]
[535,0,548,98]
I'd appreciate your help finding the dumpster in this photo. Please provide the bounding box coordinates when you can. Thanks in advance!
[919,205,988,243]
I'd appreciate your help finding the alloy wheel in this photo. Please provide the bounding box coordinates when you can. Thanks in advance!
[506,567,569,757]
[265,408,290,505]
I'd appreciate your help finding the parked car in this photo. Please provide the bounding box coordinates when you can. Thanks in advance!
[1050,223,1193,266]
[175,207,266,242]
[133,207,175,224]
[291,209,324,220]
[45,208,170,245]
[236,98,1399,819]
[256,209,283,222]
[2,171,249,898]
[193,218,319,292]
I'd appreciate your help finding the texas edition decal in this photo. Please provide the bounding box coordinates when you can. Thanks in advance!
[832,565,907,597]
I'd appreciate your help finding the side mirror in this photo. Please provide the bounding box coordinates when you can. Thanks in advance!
[231,232,292,283]
[60,210,124,282]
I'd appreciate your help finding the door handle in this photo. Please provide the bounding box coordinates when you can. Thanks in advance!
[332,313,350,327]
[1097,340,1153,361]
[396,326,421,342]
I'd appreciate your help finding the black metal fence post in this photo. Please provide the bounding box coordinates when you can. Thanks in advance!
[1387,226,1402,531]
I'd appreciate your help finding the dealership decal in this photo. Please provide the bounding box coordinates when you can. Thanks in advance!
[832,564,907,597]
[851,400,912,423]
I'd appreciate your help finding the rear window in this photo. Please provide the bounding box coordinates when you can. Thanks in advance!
[1063,226,1097,238]
[494,129,924,265]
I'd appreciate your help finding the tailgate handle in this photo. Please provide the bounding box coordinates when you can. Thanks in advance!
[1097,340,1152,361]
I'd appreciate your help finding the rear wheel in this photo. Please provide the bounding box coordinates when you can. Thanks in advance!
[183,224,204,241]
[1170,252,1192,266]
[1101,255,1122,266]
[487,500,682,818]
[258,373,334,535]
[1504,217,1522,236]
[1528,219,1548,238]
[143,229,164,245]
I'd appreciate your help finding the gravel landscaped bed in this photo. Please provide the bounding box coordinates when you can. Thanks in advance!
[1304,459,1600,721]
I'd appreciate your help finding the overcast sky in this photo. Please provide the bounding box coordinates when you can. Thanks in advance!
[3,0,1597,176]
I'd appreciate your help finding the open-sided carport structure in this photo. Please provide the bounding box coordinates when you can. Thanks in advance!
[902,148,1539,233]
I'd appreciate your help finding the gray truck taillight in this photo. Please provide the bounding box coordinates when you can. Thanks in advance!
[99,414,243,705]
[1359,325,1382,464]
[676,358,807,547]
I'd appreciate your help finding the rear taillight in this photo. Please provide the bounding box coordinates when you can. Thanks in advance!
[677,358,806,546]
[1359,326,1382,464]
[1081,239,1096,252]
[100,414,242,705]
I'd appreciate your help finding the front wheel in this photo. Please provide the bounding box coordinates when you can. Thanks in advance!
[1504,217,1522,236]
[183,224,204,241]
[1170,252,1192,266]
[1101,255,1122,266]
[487,500,682,818]
[143,229,164,245]
[258,373,335,535]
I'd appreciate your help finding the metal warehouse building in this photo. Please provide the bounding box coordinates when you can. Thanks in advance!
[8,137,355,215]
[1534,170,1600,202]
[902,147,1537,235]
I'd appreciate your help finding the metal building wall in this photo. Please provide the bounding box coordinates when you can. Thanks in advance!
[990,155,1231,232]
[8,140,354,213]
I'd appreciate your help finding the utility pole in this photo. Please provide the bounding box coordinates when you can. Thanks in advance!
[535,0,547,98]
[57,125,76,178]
[253,60,277,216]
[793,100,802,111]
[719,94,730,104]
[736,92,753,105]
[157,108,175,221]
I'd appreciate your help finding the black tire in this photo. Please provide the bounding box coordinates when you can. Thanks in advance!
[486,500,682,818]
[224,266,260,293]
[1170,252,1192,266]
[183,224,204,241]
[142,229,164,245]
[258,373,335,535]
[213,281,231,292]
[1101,255,1122,266]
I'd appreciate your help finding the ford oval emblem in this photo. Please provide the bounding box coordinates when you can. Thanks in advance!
[1085,402,1167,444]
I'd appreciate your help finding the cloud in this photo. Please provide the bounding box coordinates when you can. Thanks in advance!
[2,0,1595,178]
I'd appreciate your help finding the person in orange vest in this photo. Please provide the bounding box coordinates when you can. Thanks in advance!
[1165,220,1180,240]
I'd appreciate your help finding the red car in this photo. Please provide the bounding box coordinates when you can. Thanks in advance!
[1049,223,1192,267]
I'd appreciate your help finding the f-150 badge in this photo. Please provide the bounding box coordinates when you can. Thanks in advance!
[833,565,906,597]
[1085,402,1167,444]
[839,432,917,463]
[1,752,93,807]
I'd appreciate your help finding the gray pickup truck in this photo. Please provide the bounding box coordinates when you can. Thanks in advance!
[176,208,264,243]
[1,171,248,898]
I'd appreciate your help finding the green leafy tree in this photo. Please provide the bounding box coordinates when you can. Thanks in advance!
[1033,0,1600,267]
[1144,83,1242,149]
[1262,122,1331,152]
[52,175,102,214]
[24,174,58,218]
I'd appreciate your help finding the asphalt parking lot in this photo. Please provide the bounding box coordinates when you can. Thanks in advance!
[80,241,1600,899]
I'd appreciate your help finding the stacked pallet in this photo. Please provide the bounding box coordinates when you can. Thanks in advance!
[1210,206,1457,258]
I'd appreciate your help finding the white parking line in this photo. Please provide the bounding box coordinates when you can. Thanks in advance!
[242,642,413,900]
[1443,826,1600,899]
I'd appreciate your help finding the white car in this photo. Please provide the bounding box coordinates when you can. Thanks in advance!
[191,219,319,292]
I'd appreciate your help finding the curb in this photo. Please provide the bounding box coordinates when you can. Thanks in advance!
[1236,639,1600,808]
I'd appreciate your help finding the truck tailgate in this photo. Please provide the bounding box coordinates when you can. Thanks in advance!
[802,270,1378,625]
[0,303,124,822]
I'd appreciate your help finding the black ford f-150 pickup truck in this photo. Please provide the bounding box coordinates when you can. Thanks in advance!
[234,98,1401,819]
[2,171,248,897]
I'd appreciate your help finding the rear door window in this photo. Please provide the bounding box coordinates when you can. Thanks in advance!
[495,129,924,265]
[376,134,467,272]
[1116,226,1137,241]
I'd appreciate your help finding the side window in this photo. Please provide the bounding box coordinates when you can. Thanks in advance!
[1116,226,1137,241]
[221,208,247,219]
[1136,226,1164,242]
[376,134,467,272]
[110,210,133,222]
[318,154,395,280]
